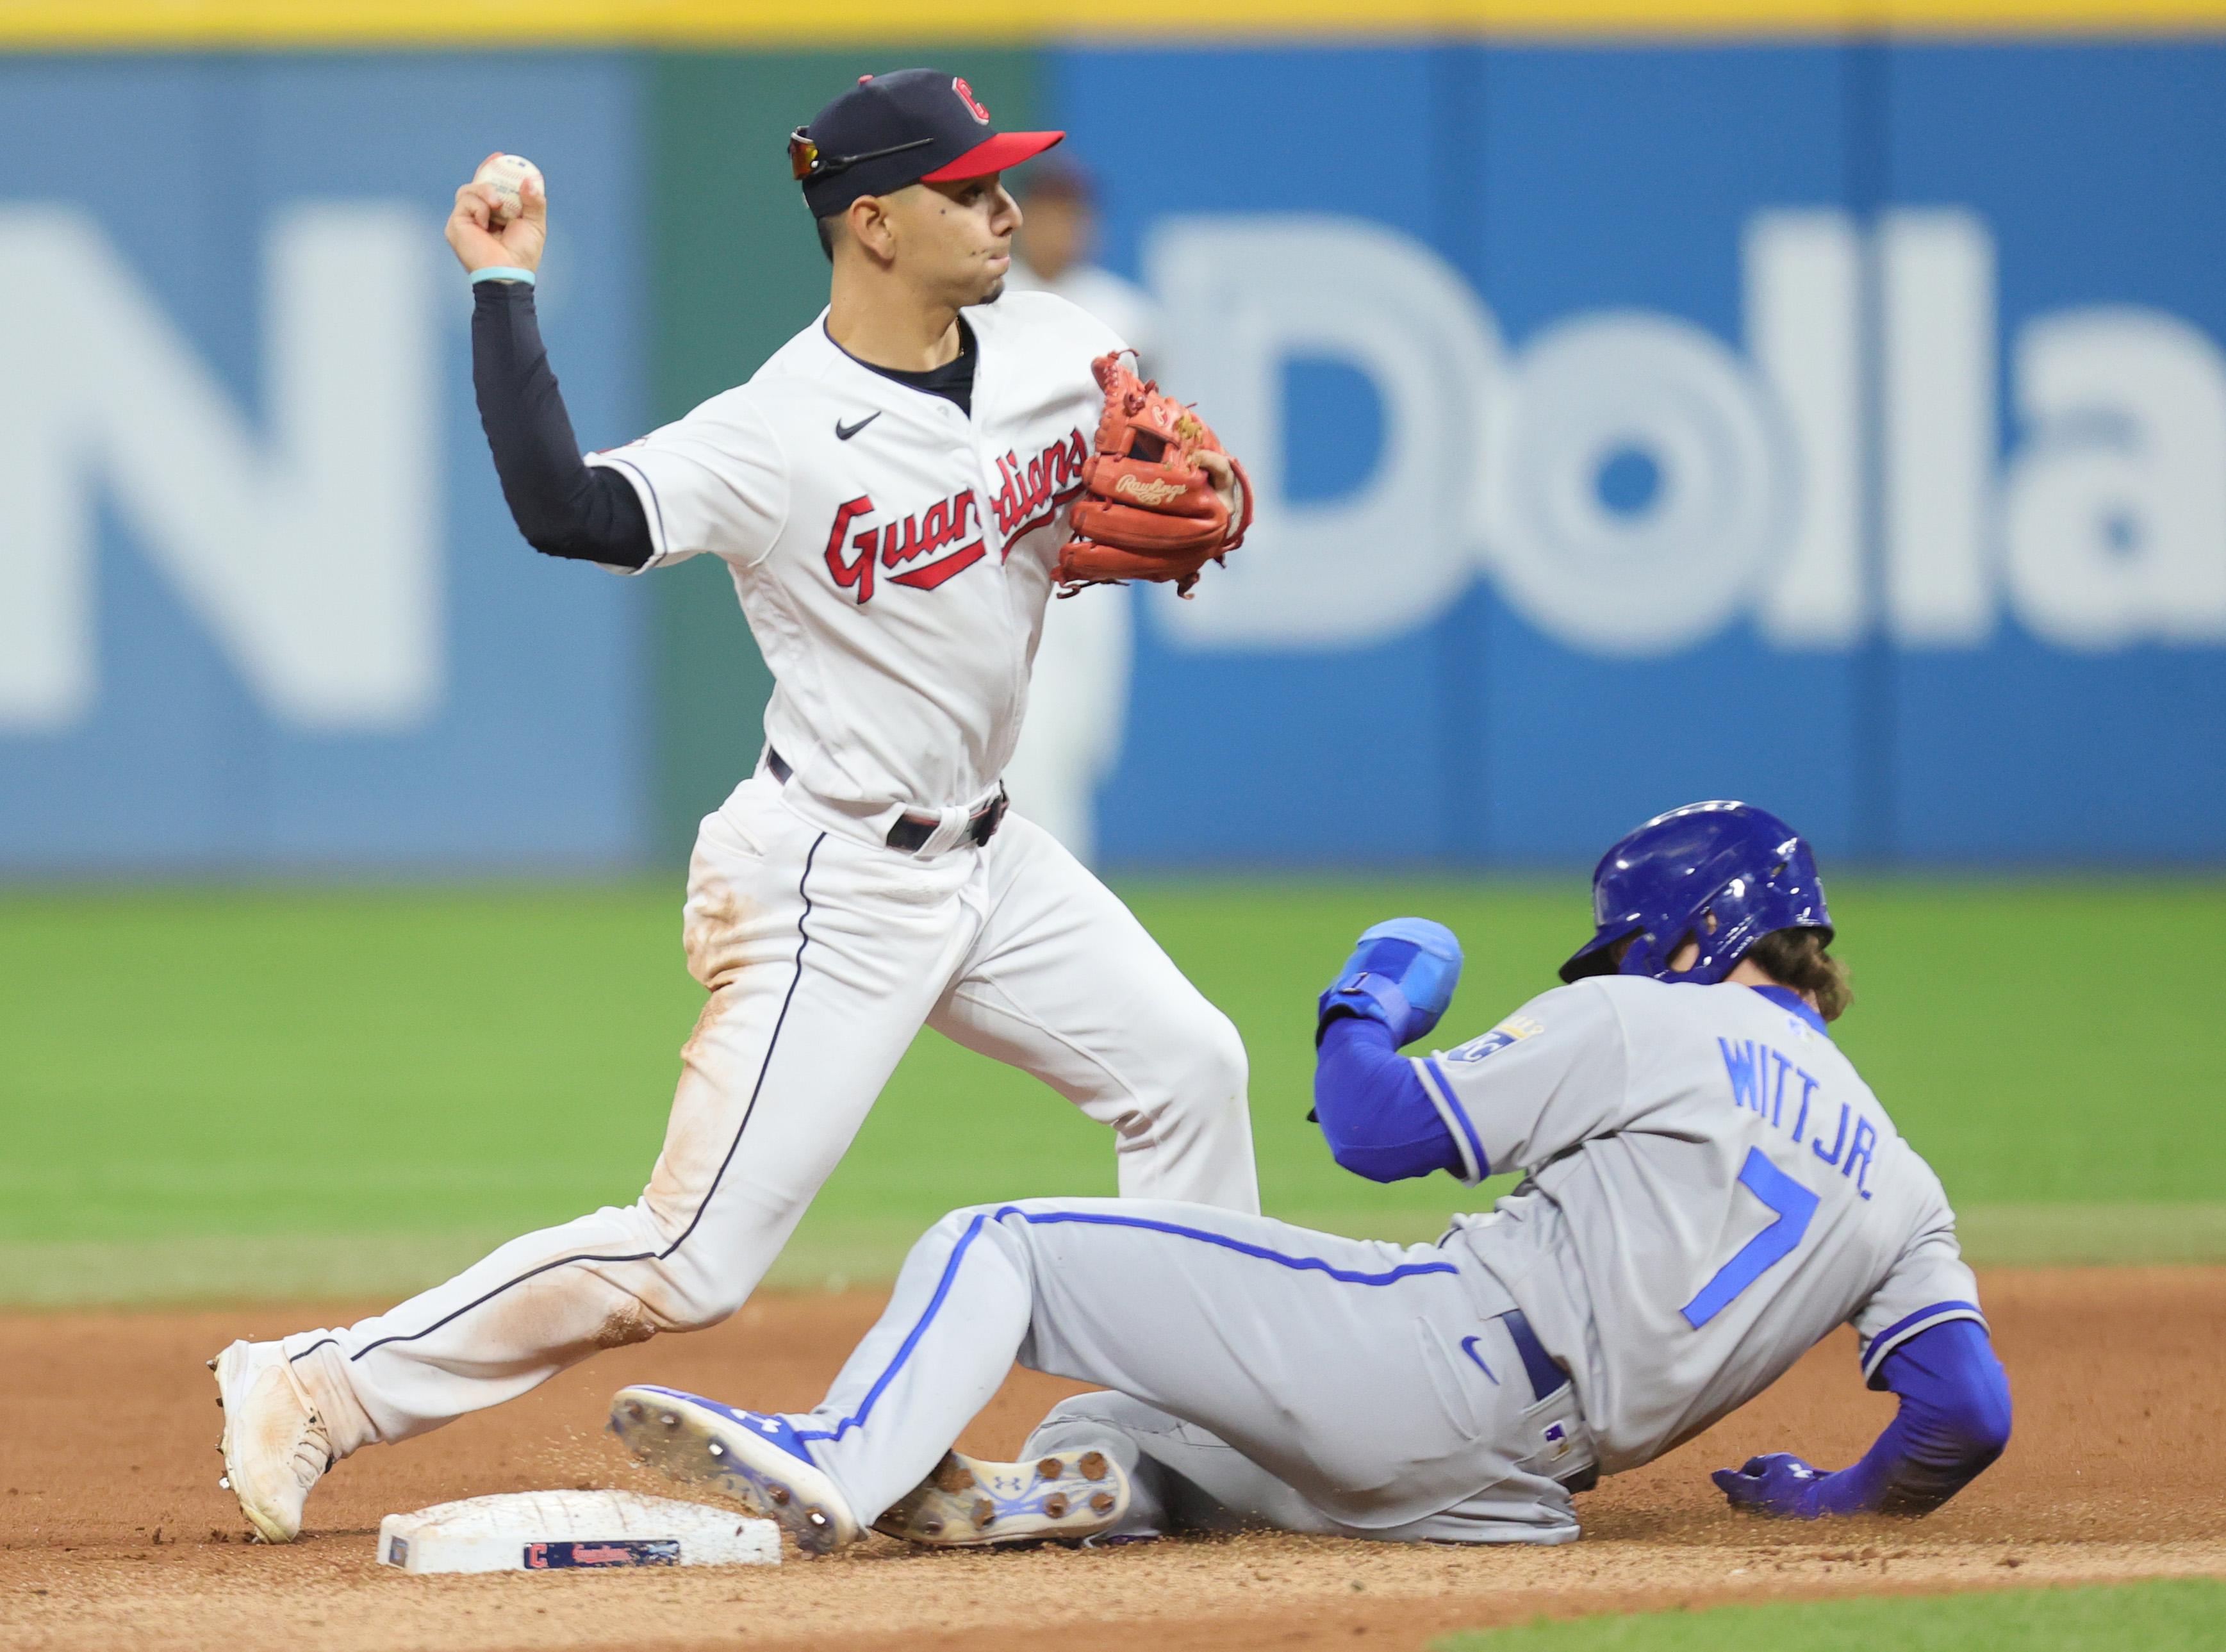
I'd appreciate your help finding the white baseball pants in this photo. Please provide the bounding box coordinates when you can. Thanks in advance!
[288,775,1257,1451]
[772,1198,1587,1544]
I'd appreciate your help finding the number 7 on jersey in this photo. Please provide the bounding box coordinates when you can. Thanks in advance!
[1681,1148,1820,1328]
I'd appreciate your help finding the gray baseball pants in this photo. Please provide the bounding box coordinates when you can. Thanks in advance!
[786,1198,1594,1544]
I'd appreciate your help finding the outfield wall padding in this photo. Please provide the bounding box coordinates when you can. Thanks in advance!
[0,40,2219,871]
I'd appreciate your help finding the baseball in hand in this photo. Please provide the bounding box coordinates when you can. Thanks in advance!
[474,154,543,224]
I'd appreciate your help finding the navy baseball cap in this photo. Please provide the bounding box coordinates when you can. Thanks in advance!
[791,69,1064,219]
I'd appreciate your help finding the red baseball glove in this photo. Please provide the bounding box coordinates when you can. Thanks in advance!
[1056,352,1253,598]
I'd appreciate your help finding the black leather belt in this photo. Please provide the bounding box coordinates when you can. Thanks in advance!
[764,747,1007,853]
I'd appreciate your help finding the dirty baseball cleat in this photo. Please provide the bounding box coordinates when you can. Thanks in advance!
[873,1448,1130,1548]
[607,1385,861,1557]
[208,1339,334,1544]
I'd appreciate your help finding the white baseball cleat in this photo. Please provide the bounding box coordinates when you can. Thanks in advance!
[607,1385,861,1557]
[873,1447,1130,1548]
[208,1339,333,1543]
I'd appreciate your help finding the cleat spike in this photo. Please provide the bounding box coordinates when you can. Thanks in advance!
[873,1448,1130,1549]
[606,1385,861,1555]
[930,1453,973,1494]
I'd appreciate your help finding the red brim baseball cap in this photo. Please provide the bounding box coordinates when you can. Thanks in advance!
[796,68,1066,216]
[921,129,1065,183]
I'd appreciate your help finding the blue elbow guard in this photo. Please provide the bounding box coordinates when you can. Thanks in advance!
[1316,918,1463,1048]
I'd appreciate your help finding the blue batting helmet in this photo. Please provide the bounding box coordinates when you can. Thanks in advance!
[1559,801,1831,987]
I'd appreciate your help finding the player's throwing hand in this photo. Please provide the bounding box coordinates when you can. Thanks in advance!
[446,151,546,277]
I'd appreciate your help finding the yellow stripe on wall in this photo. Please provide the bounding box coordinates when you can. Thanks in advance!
[4,0,2226,49]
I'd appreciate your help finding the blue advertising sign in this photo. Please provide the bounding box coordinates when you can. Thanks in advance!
[4,42,2219,873]
[0,54,647,870]
[1047,42,2226,866]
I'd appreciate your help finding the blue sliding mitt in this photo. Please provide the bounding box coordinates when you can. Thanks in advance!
[1315,918,1464,1048]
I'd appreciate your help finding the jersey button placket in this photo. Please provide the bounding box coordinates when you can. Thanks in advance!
[971,411,1031,722]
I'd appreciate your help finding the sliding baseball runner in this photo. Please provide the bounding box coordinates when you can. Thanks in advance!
[610,802,2012,1553]
[211,68,1258,1543]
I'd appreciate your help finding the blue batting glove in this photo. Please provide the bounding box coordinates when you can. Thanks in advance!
[1316,918,1463,1048]
[1711,1452,1833,1519]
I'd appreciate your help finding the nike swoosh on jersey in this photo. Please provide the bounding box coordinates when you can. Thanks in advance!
[835,413,881,441]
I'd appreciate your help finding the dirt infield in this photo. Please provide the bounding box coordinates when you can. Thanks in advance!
[1,1266,2218,1652]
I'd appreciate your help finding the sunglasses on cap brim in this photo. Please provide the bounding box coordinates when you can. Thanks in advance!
[789,129,937,182]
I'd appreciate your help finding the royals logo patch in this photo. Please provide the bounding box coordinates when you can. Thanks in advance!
[1442,1016,1544,1064]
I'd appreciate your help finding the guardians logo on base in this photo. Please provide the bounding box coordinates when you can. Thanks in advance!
[524,1539,681,1568]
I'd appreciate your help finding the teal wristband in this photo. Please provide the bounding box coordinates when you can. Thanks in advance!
[470,266,536,286]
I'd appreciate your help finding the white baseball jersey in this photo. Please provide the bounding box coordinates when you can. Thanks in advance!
[586,292,1123,830]
[1424,977,1984,1476]
[260,285,1266,1482]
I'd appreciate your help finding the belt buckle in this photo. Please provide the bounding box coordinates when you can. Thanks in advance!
[887,784,1007,854]
[969,785,1010,845]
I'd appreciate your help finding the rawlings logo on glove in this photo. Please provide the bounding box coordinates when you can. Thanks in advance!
[1114,474,1187,507]
[1055,351,1253,598]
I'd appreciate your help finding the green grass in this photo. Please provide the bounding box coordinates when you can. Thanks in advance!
[1431,1578,2226,1651]
[0,875,2220,1302]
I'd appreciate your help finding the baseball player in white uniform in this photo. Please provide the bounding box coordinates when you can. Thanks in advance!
[209,69,1257,1544]
[610,802,2012,1553]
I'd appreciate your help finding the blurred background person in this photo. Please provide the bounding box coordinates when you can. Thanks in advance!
[1007,160,1157,367]
[1002,160,1156,865]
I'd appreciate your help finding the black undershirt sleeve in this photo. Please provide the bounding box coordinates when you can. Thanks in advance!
[472,281,654,570]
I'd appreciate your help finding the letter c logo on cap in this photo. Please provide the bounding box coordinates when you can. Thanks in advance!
[953,77,991,124]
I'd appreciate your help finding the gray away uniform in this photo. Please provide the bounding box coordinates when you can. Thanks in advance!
[780,977,1986,1543]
